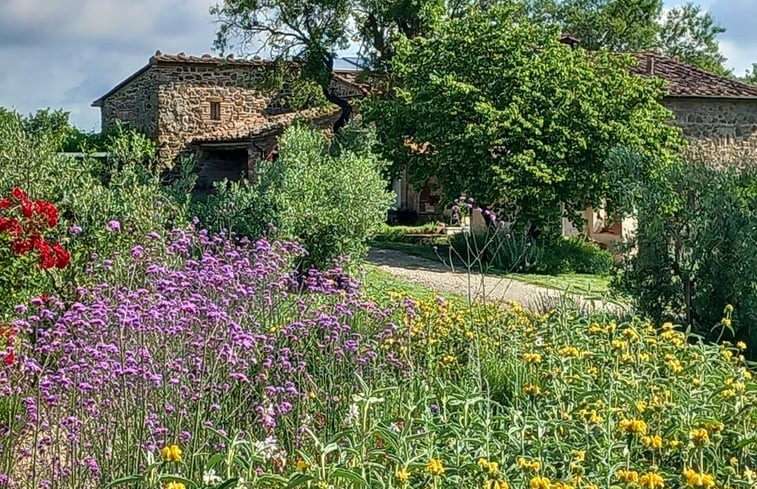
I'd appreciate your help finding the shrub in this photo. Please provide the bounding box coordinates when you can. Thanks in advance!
[611,155,757,354]
[270,124,394,269]
[192,175,278,241]
[374,223,442,243]
[443,199,612,275]
[536,236,614,275]
[0,109,193,300]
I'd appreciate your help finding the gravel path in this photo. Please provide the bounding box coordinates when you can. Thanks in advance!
[367,247,623,312]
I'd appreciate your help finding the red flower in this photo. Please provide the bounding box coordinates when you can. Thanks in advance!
[0,198,10,209]
[35,239,57,269]
[3,351,14,367]
[11,188,28,202]
[53,243,70,269]
[34,200,58,228]
[21,200,32,218]
[0,216,21,234]
[11,239,32,255]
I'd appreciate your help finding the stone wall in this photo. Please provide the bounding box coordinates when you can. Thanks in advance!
[155,64,271,164]
[100,68,159,138]
[100,60,362,167]
[664,97,757,163]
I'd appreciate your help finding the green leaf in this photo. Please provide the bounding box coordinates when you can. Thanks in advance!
[104,475,143,488]
[330,468,369,488]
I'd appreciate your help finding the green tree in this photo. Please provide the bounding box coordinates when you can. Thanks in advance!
[212,0,354,130]
[533,0,662,51]
[739,63,757,85]
[530,0,728,74]
[363,4,681,237]
[657,2,729,76]
[211,0,496,130]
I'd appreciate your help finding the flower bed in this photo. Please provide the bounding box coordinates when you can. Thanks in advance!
[0,224,755,489]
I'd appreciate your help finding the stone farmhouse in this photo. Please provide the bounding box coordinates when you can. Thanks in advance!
[566,53,757,249]
[92,52,368,189]
[93,49,757,235]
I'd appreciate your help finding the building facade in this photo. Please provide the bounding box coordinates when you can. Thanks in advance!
[92,52,366,189]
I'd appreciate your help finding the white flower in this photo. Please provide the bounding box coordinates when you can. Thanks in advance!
[203,469,222,486]
[344,403,360,427]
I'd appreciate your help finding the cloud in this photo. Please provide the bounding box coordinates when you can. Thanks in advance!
[3,0,757,130]
[0,0,218,129]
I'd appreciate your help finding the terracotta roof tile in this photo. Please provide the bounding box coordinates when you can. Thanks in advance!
[151,51,271,67]
[93,52,369,106]
[629,52,757,98]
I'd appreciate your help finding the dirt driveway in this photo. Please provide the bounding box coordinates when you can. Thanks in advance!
[367,248,625,312]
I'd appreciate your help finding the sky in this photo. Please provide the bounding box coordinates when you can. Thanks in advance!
[0,0,755,131]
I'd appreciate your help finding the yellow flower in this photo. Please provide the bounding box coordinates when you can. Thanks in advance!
[662,322,674,331]
[425,458,445,476]
[683,468,716,488]
[395,468,410,484]
[528,475,551,489]
[737,341,747,350]
[578,408,603,424]
[721,317,732,328]
[623,328,640,340]
[588,323,602,335]
[160,444,182,462]
[706,422,724,433]
[296,459,309,472]
[668,439,682,450]
[522,352,543,364]
[639,471,664,489]
[642,434,663,450]
[690,428,710,445]
[729,457,739,467]
[619,418,648,435]
[617,469,640,484]
[483,480,510,489]
[523,384,541,396]
[517,457,542,472]
[165,483,185,489]
[558,346,581,358]
[611,339,627,350]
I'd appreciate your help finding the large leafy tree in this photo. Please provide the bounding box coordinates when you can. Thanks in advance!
[212,0,354,130]
[212,0,468,130]
[657,3,728,76]
[532,0,662,51]
[363,4,681,236]
[530,0,728,74]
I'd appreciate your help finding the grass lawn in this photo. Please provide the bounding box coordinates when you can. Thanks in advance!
[370,239,613,296]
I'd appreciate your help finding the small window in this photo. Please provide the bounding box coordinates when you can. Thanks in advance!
[210,101,221,120]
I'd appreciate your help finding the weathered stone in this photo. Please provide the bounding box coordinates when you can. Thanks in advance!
[93,54,366,176]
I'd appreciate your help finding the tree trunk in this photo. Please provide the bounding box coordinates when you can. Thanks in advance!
[321,55,351,133]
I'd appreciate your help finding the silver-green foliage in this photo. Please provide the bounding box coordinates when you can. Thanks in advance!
[273,124,395,269]
[0,110,193,300]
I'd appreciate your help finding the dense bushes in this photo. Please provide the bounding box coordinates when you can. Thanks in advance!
[537,236,614,275]
[0,109,193,317]
[611,150,757,353]
[447,230,613,275]
[197,124,394,270]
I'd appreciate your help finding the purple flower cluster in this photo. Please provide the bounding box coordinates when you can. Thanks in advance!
[0,227,396,488]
